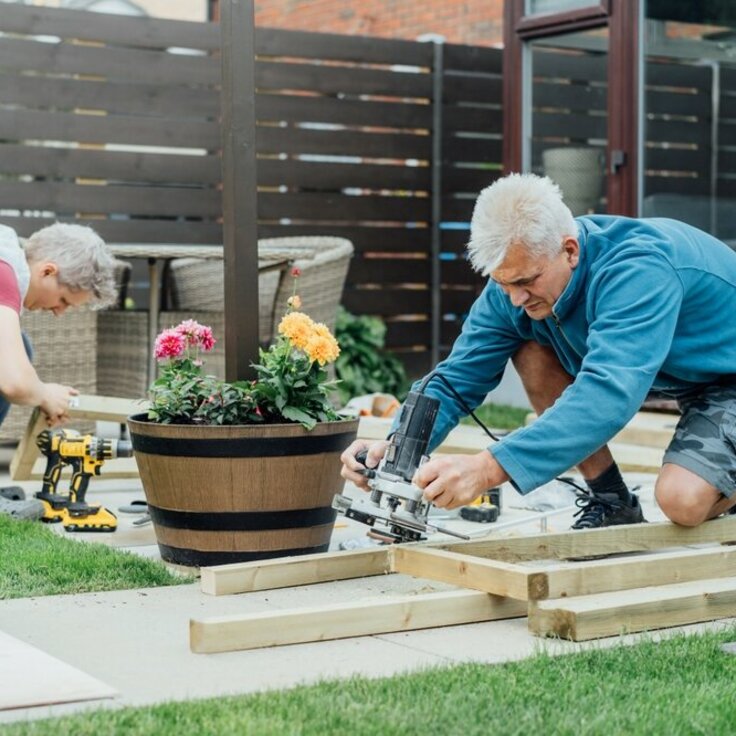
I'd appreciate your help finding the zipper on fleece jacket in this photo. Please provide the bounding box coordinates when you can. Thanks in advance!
[551,310,582,359]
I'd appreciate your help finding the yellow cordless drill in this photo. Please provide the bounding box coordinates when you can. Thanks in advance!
[35,428,133,532]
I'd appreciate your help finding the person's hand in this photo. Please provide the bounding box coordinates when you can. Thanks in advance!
[39,383,78,427]
[340,439,390,491]
[414,451,508,510]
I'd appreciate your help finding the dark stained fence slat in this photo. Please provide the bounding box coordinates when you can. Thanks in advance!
[533,82,607,112]
[532,49,607,83]
[443,44,502,74]
[0,215,223,244]
[721,94,736,120]
[0,109,220,149]
[441,258,479,285]
[645,146,710,174]
[257,159,431,191]
[718,122,736,147]
[0,144,221,185]
[442,74,502,104]
[394,350,432,379]
[0,181,220,218]
[646,119,711,146]
[716,179,736,199]
[257,94,432,130]
[644,175,710,196]
[347,257,430,285]
[440,229,472,253]
[258,192,431,222]
[443,105,503,135]
[442,288,482,314]
[256,126,431,160]
[385,320,431,347]
[441,197,477,223]
[532,111,608,141]
[646,61,712,90]
[342,287,430,315]
[718,149,736,173]
[256,60,432,99]
[721,67,736,91]
[443,135,503,164]
[646,89,711,118]
[442,166,500,194]
[0,37,219,86]
[0,2,220,51]
[1,73,220,118]
[255,28,432,68]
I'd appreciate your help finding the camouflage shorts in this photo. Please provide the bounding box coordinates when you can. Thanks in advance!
[663,383,736,498]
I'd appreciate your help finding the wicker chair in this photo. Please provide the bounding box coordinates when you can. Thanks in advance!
[163,236,354,379]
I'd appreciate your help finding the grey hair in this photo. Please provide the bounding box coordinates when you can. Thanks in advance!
[24,223,117,309]
[467,173,578,276]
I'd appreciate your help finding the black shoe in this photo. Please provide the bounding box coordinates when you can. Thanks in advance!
[571,492,646,530]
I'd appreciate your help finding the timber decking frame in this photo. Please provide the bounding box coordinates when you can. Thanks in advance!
[191,516,736,652]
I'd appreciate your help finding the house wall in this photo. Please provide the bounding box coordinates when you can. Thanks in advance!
[251,0,503,46]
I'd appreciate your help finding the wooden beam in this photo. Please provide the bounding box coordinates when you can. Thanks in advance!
[190,589,527,653]
[200,547,393,596]
[529,577,736,641]
[10,395,145,481]
[391,547,535,600]
[531,546,736,601]
[440,517,736,562]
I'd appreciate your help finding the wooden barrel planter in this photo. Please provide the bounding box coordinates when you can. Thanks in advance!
[127,414,359,567]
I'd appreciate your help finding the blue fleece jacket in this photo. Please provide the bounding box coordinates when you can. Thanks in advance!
[414,215,736,493]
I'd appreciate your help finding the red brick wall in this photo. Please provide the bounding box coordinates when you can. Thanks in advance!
[250,0,503,47]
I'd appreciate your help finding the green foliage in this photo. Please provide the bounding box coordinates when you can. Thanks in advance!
[251,337,340,430]
[460,402,529,431]
[0,515,189,599]
[334,308,408,404]
[10,627,736,734]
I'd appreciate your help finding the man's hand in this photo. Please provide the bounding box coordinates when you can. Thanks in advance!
[39,383,78,427]
[414,451,509,510]
[340,439,390,491]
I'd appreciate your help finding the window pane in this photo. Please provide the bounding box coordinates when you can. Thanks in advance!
[526,0,599,17]
[527,29,609,215]
[642,1,736,246]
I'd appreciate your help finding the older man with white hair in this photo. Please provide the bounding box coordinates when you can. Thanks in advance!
[0,222,117,519]
[342,173,736,529]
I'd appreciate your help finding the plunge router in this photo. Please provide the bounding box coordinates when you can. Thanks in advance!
[35,428,133,532]
[333,391,470,543]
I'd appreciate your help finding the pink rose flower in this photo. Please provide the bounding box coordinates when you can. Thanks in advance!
[154,329,186,360]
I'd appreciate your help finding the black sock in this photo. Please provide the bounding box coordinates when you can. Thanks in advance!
[585,462,633,504]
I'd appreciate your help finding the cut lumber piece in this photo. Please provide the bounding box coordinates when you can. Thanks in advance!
[391,546,535,600]
[11,394,146,481]
[190,589,526,653]
[529,546,736,600]
[529,577,736,641]
[201,547,393,596]
[440,516,736,562]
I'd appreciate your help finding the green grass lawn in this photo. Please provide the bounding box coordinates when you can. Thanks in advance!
[460,402,529,431]
[7,627,736,735]
[0,515,190,598]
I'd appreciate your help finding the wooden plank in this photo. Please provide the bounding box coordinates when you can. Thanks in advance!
[532,111,608,141]
[342,287,430,316]
[533,546,736,601]
[256,60,432,100]
[190,589,526,653]
[533,82,607,112]
[444,44,502,74]
[10,395,144,481]
[646,118,710,146]
[0,181,220,219]
[257,94,432,131]
[0,36,219,86]
[0,2,220,51]
[442,75,502,104]
[1,74,220,119]
[441,516,736,562]
[392,547,534,600]
[646,61,712,90]
[442,135,503,165]
[0,109,219,149]
[534,49,607,83]
[256,126,431,161]
[201,547,393,596]
[443,105,503,135]
[0,144,221,186]
[644,175,710,197]
[347,257,430,285]
[256,27,433,68]
[257,159,431,192]
[529,577,736,641]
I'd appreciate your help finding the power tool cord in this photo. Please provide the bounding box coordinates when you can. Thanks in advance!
[416,370,589,496]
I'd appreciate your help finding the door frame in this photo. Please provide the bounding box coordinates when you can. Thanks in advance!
[503,0,640,216]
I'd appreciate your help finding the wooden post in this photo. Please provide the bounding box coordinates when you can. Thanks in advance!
[220,0,259,381]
